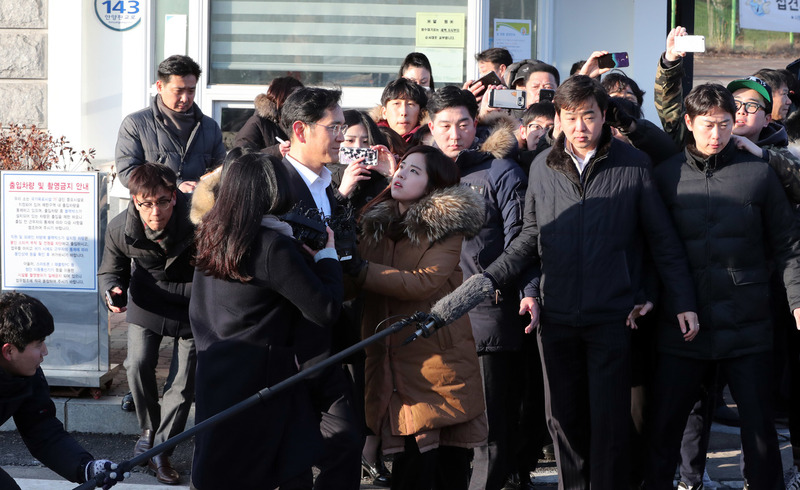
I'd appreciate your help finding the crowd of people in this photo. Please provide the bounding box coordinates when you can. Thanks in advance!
[3,25,800,490]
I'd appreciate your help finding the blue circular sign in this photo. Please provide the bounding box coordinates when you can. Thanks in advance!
[94,0,142,32]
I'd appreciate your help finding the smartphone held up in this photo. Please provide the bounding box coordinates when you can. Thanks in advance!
[598,52,630,70]
[487,89,527,110]
[674,35,705,53]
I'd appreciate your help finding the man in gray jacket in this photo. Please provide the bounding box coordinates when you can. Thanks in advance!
[115,55,226,193]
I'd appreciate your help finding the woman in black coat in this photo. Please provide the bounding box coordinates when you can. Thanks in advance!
[188,150,343,489]
[233,76,303,150]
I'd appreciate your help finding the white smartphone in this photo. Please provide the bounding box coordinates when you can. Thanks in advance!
[674,35,705,53]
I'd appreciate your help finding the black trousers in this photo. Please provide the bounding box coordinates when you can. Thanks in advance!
[0,467,21,490]
[645,351,783,490]
[391,436,472,490]
[469,351,524,490]
[279,365,362,490]
[538,321,631,489]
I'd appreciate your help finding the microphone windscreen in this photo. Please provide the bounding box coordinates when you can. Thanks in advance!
[429,274,495,327]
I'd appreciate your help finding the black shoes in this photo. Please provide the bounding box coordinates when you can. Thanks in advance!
[361,456,391,487]
[121,392,135,412]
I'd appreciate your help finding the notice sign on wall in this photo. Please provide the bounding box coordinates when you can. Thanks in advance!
[416,12,466,48]
[1,172,98,291]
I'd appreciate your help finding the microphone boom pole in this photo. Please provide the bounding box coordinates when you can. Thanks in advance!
[74,315,416,490]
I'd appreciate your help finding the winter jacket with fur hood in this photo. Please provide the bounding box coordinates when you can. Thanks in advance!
[233,93,289,151]
[449,112,528,353]
[485,126,697,327]
[358,185,488,451]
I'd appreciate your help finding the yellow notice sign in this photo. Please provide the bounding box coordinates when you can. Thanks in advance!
[416,12,465,48]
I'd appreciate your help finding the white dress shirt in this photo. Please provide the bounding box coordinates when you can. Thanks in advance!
[286,155,333,217]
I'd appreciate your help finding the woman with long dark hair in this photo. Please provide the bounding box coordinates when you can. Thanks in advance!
[188,150,342,489]
[353,145,488,490]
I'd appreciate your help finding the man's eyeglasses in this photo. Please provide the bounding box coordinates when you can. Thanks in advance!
[734,100,764,114]
[527,123,553,132]
[310,122,348,136]
[135,198,172,211]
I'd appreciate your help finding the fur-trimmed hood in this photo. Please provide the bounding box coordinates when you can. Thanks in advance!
[254,93,279,121]
[189,168,221,224]
[360,185,485,246]
[473,111,519,160]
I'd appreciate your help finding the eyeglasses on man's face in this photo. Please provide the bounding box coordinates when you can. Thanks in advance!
[135,197,172,211]
[309,122,348,136]
[734,100,765,115]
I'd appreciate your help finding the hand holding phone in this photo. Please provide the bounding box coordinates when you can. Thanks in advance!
[598,52,630,69]
[673,35,705,53]
[339,147,378,166]
[488,89,527,110]
[105,288,126,310]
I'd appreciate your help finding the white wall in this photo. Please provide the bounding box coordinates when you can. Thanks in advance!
[549,0,666,122]
[48,0,151,165]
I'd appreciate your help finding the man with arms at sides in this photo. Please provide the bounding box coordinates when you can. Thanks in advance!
[277,86,362,490]
[482,75,698,488]
[645,83,800,490]
[0,292,125,490]
[426,85,528,490]
[115,55,226,194]
[98,163,196,485]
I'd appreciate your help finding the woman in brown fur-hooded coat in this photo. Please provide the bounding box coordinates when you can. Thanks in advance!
[355,146,488,477]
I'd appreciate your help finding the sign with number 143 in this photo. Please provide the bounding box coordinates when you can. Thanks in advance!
[94,0,142,31]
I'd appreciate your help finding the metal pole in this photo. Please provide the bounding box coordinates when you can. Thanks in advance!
[74,315,418,490]
[671,0,677,29]
[731,0,737,49]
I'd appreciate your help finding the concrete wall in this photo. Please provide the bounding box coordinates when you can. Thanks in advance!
[0,0,48,127]
[550,0,666,122]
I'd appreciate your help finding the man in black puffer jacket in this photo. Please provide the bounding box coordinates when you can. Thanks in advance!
[483,75,699,487]
[426,86,528,490]
[644,84,800,490]
[98,163,196,485]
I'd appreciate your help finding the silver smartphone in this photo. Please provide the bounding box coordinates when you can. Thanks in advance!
[487,89,527,110]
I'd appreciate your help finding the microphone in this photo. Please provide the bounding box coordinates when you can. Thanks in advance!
[403,274,495,345]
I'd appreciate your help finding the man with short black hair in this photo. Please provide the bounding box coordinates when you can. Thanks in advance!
[509,61,560,107]
[646,82,800,490]
[115,54,226,194]
[427,85,527,490]
[476,47,513,80]
[483,75,698,487]
[98,163,196,485]
[0,292,124,489]
[278,86,362,490]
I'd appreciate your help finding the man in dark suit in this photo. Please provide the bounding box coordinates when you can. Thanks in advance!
[275,87,361,490]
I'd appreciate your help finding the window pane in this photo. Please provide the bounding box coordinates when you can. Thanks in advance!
[209,0,469,87]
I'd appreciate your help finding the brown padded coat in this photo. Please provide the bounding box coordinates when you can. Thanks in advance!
[358,185,488,450]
